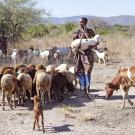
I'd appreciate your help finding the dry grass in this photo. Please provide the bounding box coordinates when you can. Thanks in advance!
[103,34,135,58]
[60,104,78,118]
[81,113,96,122]
[9,33,135,59]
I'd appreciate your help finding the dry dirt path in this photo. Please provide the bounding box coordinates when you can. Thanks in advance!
[0,57,135,135]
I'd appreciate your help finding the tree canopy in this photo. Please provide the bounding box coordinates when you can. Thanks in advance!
[0,0,44,41]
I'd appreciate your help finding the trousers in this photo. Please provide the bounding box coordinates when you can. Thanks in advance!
[78,73,91,90]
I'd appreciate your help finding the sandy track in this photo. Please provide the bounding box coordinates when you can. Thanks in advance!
[0,57,135,135]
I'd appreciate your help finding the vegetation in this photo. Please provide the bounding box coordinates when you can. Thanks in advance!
[0,0,135,58]
[0,0,45,41]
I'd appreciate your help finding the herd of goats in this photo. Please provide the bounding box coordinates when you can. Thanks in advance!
[0,46,109,66]
[2,45,135,132]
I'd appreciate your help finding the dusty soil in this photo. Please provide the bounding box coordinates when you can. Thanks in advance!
[0,57,135,135]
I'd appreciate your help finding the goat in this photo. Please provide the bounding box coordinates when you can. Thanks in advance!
[51,73,75,103]
[55,63,68,73]
[1,74,17,110]
[105,66,135,109]
[34,71,51,106]
[71,34,102,51]
[14,64,26,73]
[94,47,108,66]
[39,50,50,65]
[33,96,45,132]
[11,49,17,65]
[17,73,32,106]
[54,47,70,63]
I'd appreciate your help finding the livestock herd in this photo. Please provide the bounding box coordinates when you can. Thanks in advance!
[0,46,109,66]
[0,63,77,111]
[1,45,135,132]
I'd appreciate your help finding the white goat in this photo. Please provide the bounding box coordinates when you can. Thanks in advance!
[39,50,50,64]
[55,64,68,73]
[11,49,17,65]
[95,48,108,66]
[71,34,102,51]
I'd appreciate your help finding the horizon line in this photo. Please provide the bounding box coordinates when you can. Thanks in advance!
[46,14,135,18]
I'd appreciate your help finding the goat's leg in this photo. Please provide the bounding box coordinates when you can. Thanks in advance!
[36,88,40,97]
[41,112,45,132]
[20,91,25,106]
[48,90,51,102]
[121,91,127,109]
[33,114,36,130]
[103,58,106,66]
[7,94,13,110]
[41,92,45,107]
[2,90,5,111]
[13,93,16,108]
[37,115,40,130]
[18,92,22,106]
[74,78,78,88]
[98,59,101,64]
[127,91,133,106]
[48,91,51,102]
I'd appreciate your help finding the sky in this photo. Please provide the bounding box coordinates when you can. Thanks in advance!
[36,0,135,17]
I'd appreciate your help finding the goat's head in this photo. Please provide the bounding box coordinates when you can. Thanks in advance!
[34,95,40,103]
[13,49,17,53]
[105,82,119,99]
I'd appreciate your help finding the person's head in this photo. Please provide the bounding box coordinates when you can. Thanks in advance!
[79,17,88,28]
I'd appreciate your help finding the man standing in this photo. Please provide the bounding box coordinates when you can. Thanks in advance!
[73,17,97,94]
[0,31,8,57]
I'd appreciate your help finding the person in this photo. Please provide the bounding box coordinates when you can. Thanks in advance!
[72,17,98,94]
[0,30,8,57]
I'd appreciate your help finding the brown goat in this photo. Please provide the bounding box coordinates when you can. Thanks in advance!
[33,96,45,132]
[35,64,46,71]
[14,64,26,73]
[3,69,14,75]
[105,66,135,109]
[0,66,14,74]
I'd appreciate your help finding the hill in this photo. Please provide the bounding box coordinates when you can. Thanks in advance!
[44,15,135,26]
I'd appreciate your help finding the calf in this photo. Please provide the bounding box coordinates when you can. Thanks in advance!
[105,66,135,109]
[33,96,45,132]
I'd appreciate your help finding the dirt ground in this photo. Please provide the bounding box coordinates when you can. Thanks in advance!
[0,57,135,135]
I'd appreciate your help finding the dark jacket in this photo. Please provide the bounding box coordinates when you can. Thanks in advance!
[73,27,95,74]
[73,28,95,40]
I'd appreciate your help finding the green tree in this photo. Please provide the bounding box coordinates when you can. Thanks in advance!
[0,0,45,41]
[63,22,77,33]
